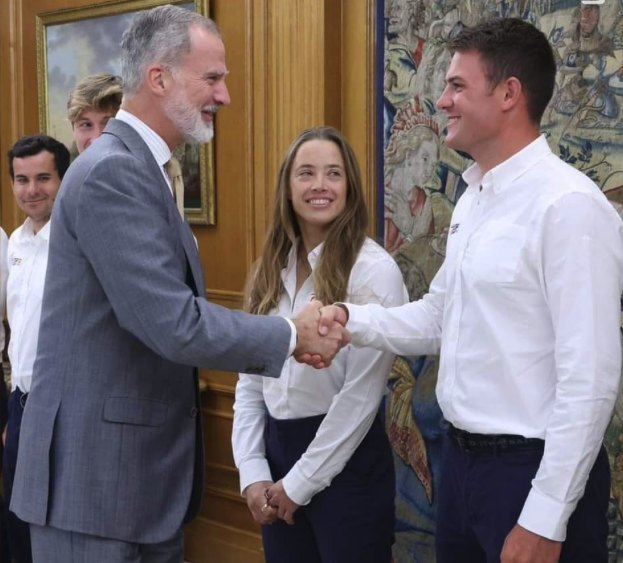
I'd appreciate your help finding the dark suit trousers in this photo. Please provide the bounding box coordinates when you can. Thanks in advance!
[261,413,395,563]
[3,388,33,563]
[1,369,11,563]
[436,432,610,563]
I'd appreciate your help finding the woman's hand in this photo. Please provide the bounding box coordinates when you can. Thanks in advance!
[245,481,279,525]
[267,480,300,525]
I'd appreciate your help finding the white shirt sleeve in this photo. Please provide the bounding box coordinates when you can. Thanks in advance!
[232,373,273,496]
[518,192,623,541]
[345,259,446,357]
[281,258,409,505]
[284,317,297,356]
[0,228,8,354]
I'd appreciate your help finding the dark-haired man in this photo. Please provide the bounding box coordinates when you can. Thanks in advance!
[319,17,623,563]
[3,135,69,563]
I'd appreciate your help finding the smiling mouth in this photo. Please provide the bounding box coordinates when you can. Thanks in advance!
[307,198,332,205]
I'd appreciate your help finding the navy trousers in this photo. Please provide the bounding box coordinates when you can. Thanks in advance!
[1,371,11,563]
[3,388,33,563]
[436,432,610,563]
[261,413,395,563]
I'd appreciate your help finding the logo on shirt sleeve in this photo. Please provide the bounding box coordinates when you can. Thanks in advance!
[11,257,23,266]
[450,223,460,235]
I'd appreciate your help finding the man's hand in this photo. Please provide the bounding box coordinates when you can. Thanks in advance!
[318,304,348,334]
[501,524,562,563]
[244,481,278,526]
[293,301,350,368]
[267,480,299,525]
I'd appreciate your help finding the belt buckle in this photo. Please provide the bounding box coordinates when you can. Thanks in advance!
[19,392,28,408]
[454,429,471,452]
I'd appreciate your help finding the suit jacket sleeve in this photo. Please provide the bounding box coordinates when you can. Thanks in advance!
[73,152,290,377]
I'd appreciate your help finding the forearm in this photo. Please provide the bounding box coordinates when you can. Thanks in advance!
[346,299,442,356]
[232,374,273,495]
[283,347,396,505]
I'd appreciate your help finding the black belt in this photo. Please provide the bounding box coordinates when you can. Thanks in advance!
[449,424,544,454]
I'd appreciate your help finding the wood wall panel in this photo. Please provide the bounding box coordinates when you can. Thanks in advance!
[0,0,377,561]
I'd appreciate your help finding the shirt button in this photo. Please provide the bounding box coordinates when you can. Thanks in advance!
[189,407,198,418]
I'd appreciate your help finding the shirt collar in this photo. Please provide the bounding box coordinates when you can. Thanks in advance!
[462,135,552,195]
[18,218,51,242]
[115,109,172,168]
[283,239,325,279]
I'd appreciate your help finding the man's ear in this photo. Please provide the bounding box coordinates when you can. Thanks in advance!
[500,76,523,112]
[145,64,169,98]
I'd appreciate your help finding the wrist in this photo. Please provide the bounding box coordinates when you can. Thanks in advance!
[335,303,350,324]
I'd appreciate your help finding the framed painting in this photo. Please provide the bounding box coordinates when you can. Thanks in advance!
[36,0,215,225]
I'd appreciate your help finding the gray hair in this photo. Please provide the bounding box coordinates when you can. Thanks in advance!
[120,4,220,96]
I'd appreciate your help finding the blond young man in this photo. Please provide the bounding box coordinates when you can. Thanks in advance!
[67,73,123,154]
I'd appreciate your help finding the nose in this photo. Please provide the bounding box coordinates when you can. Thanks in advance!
[215,80,231,107]
[311,176,326,192]
[25,179,40,196]
[436,86,451,111]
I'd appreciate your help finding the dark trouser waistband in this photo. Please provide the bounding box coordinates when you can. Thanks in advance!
[449,424,544,454]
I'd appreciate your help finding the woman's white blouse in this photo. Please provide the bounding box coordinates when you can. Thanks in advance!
[233,238,408,505]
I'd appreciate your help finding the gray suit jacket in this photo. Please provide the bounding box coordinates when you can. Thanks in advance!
[11,119,290,543]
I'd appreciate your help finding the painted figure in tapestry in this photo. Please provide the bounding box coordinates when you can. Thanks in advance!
[382,1,623,561]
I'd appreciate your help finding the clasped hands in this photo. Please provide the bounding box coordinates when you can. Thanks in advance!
[245,480,299,526]
[293,302,350,368]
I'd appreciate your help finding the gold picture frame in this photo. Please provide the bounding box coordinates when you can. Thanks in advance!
[36,0,216,225]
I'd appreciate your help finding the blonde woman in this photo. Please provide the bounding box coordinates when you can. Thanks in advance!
[233,126,408,563]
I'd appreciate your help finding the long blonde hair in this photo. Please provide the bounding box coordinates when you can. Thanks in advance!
[246,127,368,315]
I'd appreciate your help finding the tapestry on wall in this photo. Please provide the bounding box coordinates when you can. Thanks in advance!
[381,1,623,561]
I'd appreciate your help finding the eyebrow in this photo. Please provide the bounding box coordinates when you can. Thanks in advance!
[202,69,230,79]
[295,163,344,169]
[446,75,466,85]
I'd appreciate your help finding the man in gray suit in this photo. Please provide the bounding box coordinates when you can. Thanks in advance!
[10,6,348,562]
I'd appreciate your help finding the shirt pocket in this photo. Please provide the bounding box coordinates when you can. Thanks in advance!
[468,222,526,284]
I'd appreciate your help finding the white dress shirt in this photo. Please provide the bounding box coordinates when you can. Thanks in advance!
[1,227,8,354]
[113,110,297,354]
[233,238,408,505]
[346,135,623,542]
[7,219,52,393]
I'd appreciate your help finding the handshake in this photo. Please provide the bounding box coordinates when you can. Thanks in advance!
[292,301,350,368]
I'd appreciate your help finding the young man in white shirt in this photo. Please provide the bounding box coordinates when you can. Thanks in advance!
[319,17,623,563]
[3,135,69,563]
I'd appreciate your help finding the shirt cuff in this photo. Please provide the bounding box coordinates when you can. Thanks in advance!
[285,317,297,357]
[340,303,373,347]
[238,457,273,497]
[518,486,576,541]
[282,463,317,506]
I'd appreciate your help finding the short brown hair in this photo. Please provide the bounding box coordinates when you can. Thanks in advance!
[67,73,124,124]
[449,18,556,124]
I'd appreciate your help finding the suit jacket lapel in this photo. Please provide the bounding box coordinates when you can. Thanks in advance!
[178,221,206,299]
[104,119,207,299]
